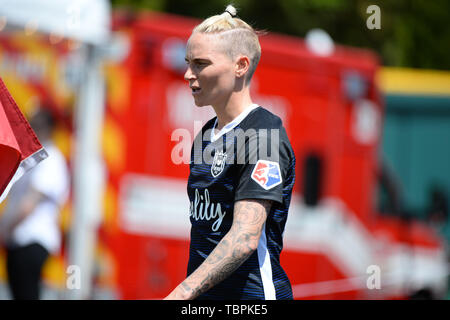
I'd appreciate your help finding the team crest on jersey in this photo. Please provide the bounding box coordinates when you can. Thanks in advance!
[211,149,227,177]
[251,160,282,190]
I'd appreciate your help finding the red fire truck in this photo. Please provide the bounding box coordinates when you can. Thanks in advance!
[0,10,447,299]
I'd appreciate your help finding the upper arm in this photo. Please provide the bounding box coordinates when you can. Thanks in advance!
[230,199,272,250]
[30,151,70,206]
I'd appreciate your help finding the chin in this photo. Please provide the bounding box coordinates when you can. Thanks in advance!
[193,99,208,107]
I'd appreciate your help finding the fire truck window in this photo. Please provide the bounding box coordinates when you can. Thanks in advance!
[303,153,322,207]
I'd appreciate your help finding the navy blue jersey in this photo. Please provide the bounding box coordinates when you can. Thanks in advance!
[187,105,295,300]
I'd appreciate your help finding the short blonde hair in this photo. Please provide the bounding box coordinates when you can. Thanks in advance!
[192,5,261,84]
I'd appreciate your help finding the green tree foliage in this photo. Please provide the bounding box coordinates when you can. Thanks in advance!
[111,0,450,70]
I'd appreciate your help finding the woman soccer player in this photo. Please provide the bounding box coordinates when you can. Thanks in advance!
[165,4,296,300]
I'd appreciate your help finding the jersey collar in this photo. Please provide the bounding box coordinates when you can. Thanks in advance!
[211,104,259,142]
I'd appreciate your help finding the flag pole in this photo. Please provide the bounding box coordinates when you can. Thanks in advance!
[67,43,105,299]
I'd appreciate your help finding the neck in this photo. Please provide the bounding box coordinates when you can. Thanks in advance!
[212,88,253,131]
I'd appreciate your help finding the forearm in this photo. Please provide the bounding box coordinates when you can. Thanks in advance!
[165,199,270,300]
[177,227,258,299]
[7,207,29,230]
[0,189,44,239]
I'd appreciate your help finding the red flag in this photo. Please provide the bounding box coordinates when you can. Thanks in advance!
[0,77,48,203]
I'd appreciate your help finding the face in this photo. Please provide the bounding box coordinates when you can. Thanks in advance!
[184,32,236,107]
[29,111,52,142]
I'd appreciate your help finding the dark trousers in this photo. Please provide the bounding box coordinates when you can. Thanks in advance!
[6,243,49,300]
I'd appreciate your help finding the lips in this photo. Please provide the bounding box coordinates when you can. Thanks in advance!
[190,85,201,95]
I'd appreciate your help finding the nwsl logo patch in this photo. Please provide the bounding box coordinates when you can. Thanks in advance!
[251,160,282,190]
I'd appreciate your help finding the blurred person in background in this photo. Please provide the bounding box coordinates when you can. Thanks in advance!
[427,185,448,228]
[0,107,70,300]
[165,4,295,300]
[426,185,450,256]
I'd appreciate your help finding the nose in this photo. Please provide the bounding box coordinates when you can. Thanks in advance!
[184,65,196,82]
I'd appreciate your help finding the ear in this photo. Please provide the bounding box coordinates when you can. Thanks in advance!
[235,55,250,79]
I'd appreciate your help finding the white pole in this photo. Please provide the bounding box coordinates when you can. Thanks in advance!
[67,43,105,299]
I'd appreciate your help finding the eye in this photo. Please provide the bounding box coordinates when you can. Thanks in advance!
[185,59,210,70]
[195,60,210,67]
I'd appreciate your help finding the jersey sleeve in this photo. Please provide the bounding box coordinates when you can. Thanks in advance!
[30,147,70,206]
[234,127,290,204]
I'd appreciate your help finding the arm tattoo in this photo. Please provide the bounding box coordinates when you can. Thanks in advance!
[180,199,272,299]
